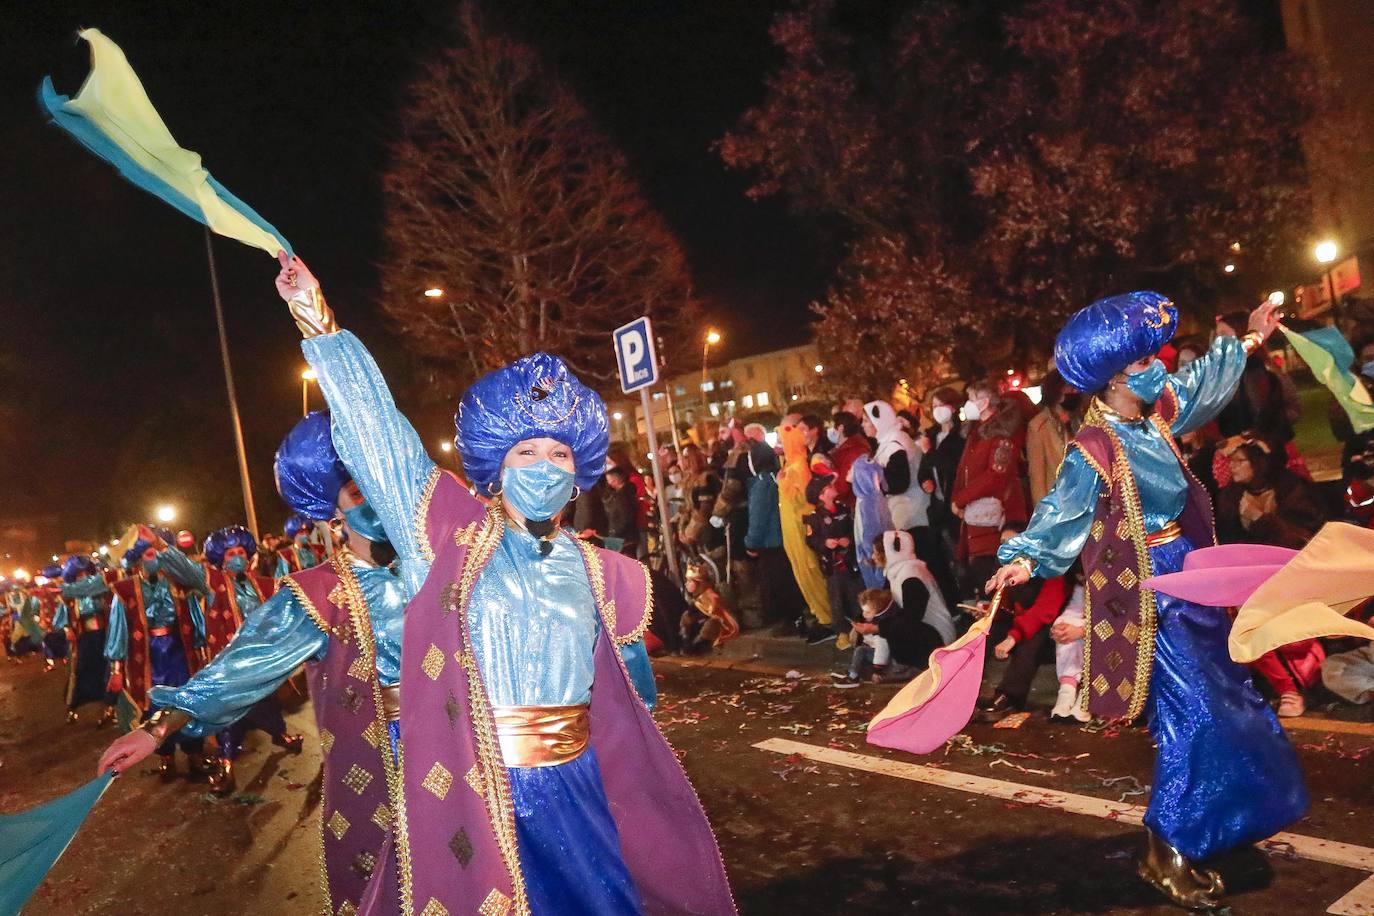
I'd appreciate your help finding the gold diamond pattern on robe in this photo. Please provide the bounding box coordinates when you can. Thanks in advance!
[362,719,386,749]
[319,728,335,755]
[352,851,377,880]
[1116,568,1139,590]
[1092,673,1110,695]
[1090,520,1105,542]
[421,643,446,680]
[342,763,373,795]
[327,810,350,840]
[478,889,513,916]
[465,764,486,797]
[1116,517,1132,541]
[422,761,453,800]
[1089,570,1108,592]
[420,898,450,916]
[1122,621,1140,644]
[1116,679,1135,702]
[1104,650,1124,672]
[337,902,358,916]
[328,584,346,608]
[347,656,370,681]
[371,802,392,831]
[1093,619,1115,642]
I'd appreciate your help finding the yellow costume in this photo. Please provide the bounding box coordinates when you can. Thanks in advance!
[778,424,832,624]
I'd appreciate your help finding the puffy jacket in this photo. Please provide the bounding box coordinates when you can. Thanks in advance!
[745,474,783,550]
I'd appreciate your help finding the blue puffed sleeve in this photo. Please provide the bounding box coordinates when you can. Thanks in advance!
[148,587,329,737]
[53,602,68,630]
[104,596,127,661]
[996,448,1102,578]
[1167,335,1247,435]
[303,330,438,597]
[187,592,207,648]
[275,554,291,578]
[158,546,210,596]
[619,639,656,710]
[61,577,109,599]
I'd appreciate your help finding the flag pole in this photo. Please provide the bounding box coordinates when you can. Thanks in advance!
[204,229,260,539]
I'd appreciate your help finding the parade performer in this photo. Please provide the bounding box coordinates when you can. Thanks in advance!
[56,555,116,726]
[99,411,414,907]
[200,525,303,795]
[989,292,1301,911]
[270,253,734,915]
[276,514,324,575]
[7,581,44,659]
[104,528,212,778]
[35,566,69,672]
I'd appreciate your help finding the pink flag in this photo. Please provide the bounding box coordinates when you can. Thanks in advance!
[866,612,994,755]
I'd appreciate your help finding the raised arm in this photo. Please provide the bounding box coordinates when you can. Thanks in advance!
[61,577,110,599]
[157,544,210,597]
[1170,301,1284,435]
[276,254,439,596]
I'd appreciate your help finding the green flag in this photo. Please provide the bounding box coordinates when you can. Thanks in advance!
[0,772,114,916]
[1281,324,1374,434]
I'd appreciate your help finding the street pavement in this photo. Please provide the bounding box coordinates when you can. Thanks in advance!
[2,650,1371,915]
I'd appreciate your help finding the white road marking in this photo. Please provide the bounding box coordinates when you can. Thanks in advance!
[755,737,1374,913]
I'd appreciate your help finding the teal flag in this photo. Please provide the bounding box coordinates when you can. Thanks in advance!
[0,772,114,916]
[1282,324,1374,434]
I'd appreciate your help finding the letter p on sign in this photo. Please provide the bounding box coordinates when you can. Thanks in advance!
[613,317,659,394]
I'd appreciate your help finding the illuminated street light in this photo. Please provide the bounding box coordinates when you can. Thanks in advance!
[1223,263,1236,274]
[301,367,318,417]
[1229,241,1241,253]
[424,288,444,298]
[814,364,824,374]
[439,441,453,453]
[705,329,721,346]
[1315,240,1339,264]
[13,568,29,581]
[301,368,317,381]
[612,411,623,421]
[51,554,59,562]
[156,504,176,524]
[1268,290,1286,307]
[98,545,109,556]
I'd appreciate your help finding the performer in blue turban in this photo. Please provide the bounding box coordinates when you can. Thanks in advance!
[36,563,70,672]
[99,414,417,905]
[256,253,733,916]
[198,525,303,795]
[989,292,1302,910]
[276,515,325,576]
[56,555,116,726]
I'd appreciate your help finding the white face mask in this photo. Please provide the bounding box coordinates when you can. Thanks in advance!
[962,400,986,422]
[932,405,953,425]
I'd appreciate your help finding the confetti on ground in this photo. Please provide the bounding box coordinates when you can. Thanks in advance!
[993,711,1032,730]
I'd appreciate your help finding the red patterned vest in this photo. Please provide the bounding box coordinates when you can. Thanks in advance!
[280,554,401,915]
[204,568,276,656]
[110,576,204,713]
[1070,391,1215,721]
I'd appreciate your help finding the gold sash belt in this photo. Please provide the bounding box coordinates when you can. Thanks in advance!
[1145,519,1183,548]
[492,704,591,768]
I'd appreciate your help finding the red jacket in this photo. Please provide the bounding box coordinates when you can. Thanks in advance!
[1006,576,1067,643]
[830,434,872,506]
[953,401,1028,560]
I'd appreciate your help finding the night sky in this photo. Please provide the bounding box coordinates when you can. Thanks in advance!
[0,1,829,561]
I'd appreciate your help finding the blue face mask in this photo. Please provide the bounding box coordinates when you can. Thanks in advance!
[343,502,388,542]
[1362,360,1374,380]
[1124,359,1169,404]
[501,461,576,521]
[225,554,248,574]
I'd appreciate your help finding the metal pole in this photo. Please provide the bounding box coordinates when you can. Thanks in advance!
[204,229,260,540]
[663,385,683,450]
[640,388,679,582]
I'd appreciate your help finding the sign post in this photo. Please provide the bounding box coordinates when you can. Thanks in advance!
[614,317,679,582]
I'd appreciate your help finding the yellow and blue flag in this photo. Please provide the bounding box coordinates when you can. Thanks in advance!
[39,28,291,258]
[1281,324,1374,434]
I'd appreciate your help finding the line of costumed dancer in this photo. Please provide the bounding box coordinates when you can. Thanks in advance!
[98,256,736,915]
[988,292,1307,911]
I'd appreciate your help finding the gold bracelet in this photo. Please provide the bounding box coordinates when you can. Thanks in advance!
[1241,331,1263,355]
[139,708,190,743]
[1011,556,1035,575]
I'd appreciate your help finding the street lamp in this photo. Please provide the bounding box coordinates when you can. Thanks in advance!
[439,440,452,453]
[700,328,722,439]
[12,568,28,581]
[1223,263,1236,274]
[1315,240,1339,313]
[814,364,824,374]
[156,504,176,524]
[301,367,318,417]
[424,288,444,298]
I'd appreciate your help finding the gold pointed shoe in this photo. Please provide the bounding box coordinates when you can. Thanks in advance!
[1138,830,1225,911]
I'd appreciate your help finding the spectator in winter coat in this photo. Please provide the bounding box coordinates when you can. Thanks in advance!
[918,386,967,572]
[879,530,956,645]
[1215,311,1302,452]
[742,437,803,629]
[602,467,641,556]
[805,472,863,643]
[828,411,872,506]
[572,476,610,541]
[952,380,1029,596]
[1025,371,1080,505]
[1215,442,1325,549]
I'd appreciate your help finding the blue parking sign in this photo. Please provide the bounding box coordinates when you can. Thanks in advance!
[613,317,659,393]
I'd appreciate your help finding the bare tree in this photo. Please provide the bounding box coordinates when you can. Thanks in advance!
[380,3,699,402]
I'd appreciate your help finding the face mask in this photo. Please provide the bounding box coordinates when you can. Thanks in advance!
[142,557,161,575]
[668,471,682,484]
[1125,359,1169,403]
[826,427,841,445]
[295,533,310,546]
[225,554,248,574]
[343,502,388,542]
[932,405,953,425]
[501,461,576,522]
[962,400,985,422]
[1362,360,1374,379]
[709,515,725,529]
